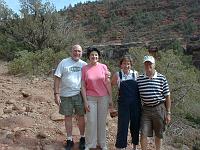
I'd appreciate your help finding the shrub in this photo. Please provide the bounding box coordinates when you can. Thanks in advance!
[8,48,67,75]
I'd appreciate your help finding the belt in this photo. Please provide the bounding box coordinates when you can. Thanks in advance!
[143,101,165,107]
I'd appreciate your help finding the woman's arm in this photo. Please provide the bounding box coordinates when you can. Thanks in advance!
[81,80,90,112]
[105,77,114,107]
[111,72,118,87]
[105,70,117,110]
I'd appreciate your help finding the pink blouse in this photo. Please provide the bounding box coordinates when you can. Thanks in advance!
[82,63,109,97]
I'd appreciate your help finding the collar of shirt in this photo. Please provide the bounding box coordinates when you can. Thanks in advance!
[144,70,158,79]
[120,69,134,80]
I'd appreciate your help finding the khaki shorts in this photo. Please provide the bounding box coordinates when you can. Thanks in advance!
[140,103,166,138]
[59,93,85,116]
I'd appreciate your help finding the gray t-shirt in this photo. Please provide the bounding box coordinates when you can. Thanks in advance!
[54,57,87,97]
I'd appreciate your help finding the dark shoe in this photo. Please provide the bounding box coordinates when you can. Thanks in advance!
[79,137,85,150]
[65,140,74,150]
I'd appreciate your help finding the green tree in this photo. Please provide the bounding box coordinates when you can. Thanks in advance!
[16,0,63,50]
[0,0,14,20]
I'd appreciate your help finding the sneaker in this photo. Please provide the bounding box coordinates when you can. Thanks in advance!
[65,140,74,150]
[79,137,85,150]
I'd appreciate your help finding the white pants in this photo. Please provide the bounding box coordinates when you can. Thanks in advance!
[85,96,109,149]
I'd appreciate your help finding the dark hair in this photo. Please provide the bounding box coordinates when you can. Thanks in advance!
[86,47,101,59]
[119,55,133,66]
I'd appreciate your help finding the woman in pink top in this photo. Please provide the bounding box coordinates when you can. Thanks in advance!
[81,47,113,150]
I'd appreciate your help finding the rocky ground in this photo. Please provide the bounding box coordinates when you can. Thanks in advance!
[0,61,193,150]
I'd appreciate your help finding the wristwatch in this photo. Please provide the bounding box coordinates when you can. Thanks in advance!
[54,93,60,95]
[167,111,171,115]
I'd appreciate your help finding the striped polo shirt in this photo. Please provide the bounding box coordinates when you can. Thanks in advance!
[137,71,170,106]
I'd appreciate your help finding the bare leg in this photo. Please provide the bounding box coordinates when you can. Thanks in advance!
[155,136,162,150]
[77,115,85,135]
[65,116,73,137]
[140,134,147,150]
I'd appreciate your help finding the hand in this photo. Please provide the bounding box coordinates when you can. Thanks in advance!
[54,94,61,106]
[108,100,113,110]
[110,109,118,118]
[106,71,111,78]
[165,114,171,124]
[84,102,90,112]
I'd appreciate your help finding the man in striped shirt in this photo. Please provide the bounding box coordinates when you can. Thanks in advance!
[137,55,171,150]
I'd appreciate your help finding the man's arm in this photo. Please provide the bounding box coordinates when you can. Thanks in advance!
[54,76,61,105]
[165,95,171,112]
[165,95,171,124]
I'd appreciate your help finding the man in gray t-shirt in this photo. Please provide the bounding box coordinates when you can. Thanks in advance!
[54,44,87,150]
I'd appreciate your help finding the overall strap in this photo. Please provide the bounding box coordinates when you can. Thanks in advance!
[119,71,122,80]
[132,72,135,80]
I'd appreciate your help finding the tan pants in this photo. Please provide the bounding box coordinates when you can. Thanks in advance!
[85,96,109,150]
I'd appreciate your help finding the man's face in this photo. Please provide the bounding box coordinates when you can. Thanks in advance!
[71,46,82,61]
[144,61,155,74]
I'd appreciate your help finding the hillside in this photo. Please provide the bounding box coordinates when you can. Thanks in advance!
[64,0,200,44]
[60,0,200,69]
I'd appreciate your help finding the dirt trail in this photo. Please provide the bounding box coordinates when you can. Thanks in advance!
[0,61,179,150]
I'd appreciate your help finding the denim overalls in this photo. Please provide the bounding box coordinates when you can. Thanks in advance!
[115,71,141,148]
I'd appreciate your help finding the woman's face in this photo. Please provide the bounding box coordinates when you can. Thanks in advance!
[121,59,132,72]
[89,51,99,64]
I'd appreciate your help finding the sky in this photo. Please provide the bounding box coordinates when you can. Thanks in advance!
[4,0,95,13]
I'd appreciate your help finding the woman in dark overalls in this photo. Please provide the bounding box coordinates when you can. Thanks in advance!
[111,55,141,150]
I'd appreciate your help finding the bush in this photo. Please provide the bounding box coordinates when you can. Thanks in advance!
[8,48,67,75]
[155,50,200,119]
[129,11,164,29]
[0,36,28,61]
